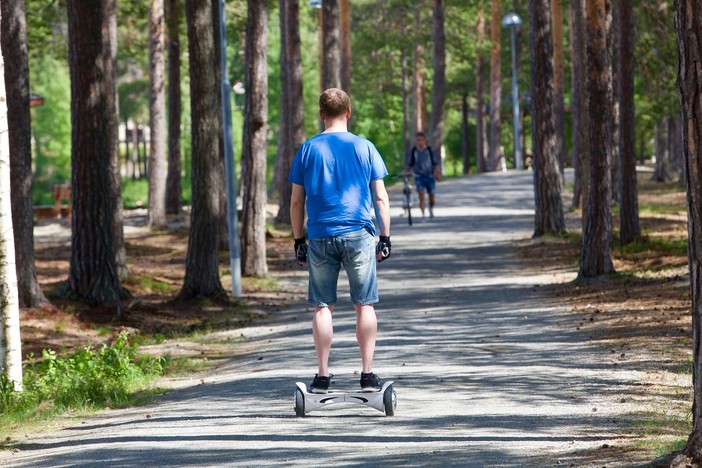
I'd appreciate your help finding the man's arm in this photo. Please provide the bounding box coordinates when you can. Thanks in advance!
[372,179,391,237]
[291,183,306,239]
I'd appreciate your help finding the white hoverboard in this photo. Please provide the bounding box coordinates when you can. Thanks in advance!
[293,381,397,416]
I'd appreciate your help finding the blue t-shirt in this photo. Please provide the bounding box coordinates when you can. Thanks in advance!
[288,131,388,239]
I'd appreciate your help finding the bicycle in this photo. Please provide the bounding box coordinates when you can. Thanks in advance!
[398,172,414,226]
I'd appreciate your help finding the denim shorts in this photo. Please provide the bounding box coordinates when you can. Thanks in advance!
[414,173,436,194]
[307,228,378,307]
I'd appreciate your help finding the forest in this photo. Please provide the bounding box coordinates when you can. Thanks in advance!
[2,0,702,464]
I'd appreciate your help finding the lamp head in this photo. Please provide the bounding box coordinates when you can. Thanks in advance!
[502,12,522,29]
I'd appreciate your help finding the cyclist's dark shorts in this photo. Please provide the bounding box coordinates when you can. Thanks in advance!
[414,173,435,194]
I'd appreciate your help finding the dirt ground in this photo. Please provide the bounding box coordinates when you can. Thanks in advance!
[20,175,694,464]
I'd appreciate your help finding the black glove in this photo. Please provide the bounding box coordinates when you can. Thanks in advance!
[294,237,308,266]
[376,235,391,262]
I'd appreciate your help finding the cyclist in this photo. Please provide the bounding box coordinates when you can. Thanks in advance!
[404,132,441,219]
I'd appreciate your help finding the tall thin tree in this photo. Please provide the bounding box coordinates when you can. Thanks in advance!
[166,0,182,215]
[0,18,23,390]
[529,0,566,237]
[428,0,446,153]
[179,0,227,300]
[579,0,614,278]
[488,0,503,171]
[148,0,168,228]
[475,9,487,173]
[675,0,702,460]
[618,0,639,245]
[551,0,565,178]
[340,0,351,94]
[1,0,49,308]
[64,0,127,311]
[276,0,304,226]
[321,0,341,90]
[241,0,268,277]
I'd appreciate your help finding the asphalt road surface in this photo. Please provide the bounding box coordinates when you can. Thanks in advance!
[3,171,652,467]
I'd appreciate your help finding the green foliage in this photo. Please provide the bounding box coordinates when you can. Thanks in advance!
[30,56,72,206]
[0,333,163,419]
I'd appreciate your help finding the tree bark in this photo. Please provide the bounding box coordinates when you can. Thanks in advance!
[321,0,340,90]
[618,0,640,245]
[65,0,127,310]
[401,47,411,158]
[211,0,228,252]
[241,0,268,277]
[529,0,566,237]
[166,0,182,216]
[106,0,127,282]
[428,0,446,152]
[573,0,591,221]
[412,43,428,134]
[569,2,582,209]
[148,0,168,228]
[462,92,470,175]
[179,0,227,300]
[0,25,23,390]
[674,0,702,460]
[340,0,351,94]
[276,0,304,226]
[608,0,622,204]
[579,0,614,278]
[1,0,49,308]
[274,0,290,225]
[475,9,487,174]
[551,0,565,179]
[488,0,503,172]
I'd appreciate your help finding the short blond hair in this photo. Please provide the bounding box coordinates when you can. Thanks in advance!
[319,88,350,119]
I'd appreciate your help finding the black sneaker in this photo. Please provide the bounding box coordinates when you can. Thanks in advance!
[309,374,331,394]
[360,372,382,392]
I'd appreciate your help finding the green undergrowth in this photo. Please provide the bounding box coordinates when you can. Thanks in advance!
[0,332,167,446]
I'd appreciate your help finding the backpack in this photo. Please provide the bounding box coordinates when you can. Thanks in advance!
[408,145,437,168]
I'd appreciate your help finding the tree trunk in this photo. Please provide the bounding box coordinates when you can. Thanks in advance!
[166,0,182,215]
[674,0,702,460]
[241,0,268,278]
[106,0,127,282]
[65,0,127,311]
[569,2,582,209]
[179,0,227,300]
[428,0,446,152]
[462,92,470,175]
[475,9,487,174]
[148,0,168,228]
[653,119,671,182]
[340,0,351,94]
[573,0,590,221]
[212,0,229,252]
[276,0,304,226]
[412,43,428,134]
[529,0,566,237]
[488,0,503,172]
[274,0,290,225]
[551,0,565,179]
[0,29,23,391]
[579,0,614,278]
[618,0,640,245]
[608,0,622,204]
[401,47,411,158]
[321,0,340,90]
[1,0,49,308]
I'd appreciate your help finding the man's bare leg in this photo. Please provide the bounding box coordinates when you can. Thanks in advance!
[417,189,426,216]
[429,192,436,217]
[355,304,377,373]
[313,305,334,376]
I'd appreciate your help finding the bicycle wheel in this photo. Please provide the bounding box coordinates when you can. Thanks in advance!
[405,195,413,226]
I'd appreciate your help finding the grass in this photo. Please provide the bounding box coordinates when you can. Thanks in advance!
[0,333,165,446]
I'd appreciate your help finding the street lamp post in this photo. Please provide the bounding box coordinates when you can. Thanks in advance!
[218,0,242,297]
[502,12,523,169]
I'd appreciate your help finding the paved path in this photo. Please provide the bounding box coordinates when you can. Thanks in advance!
[3,172,649,467]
